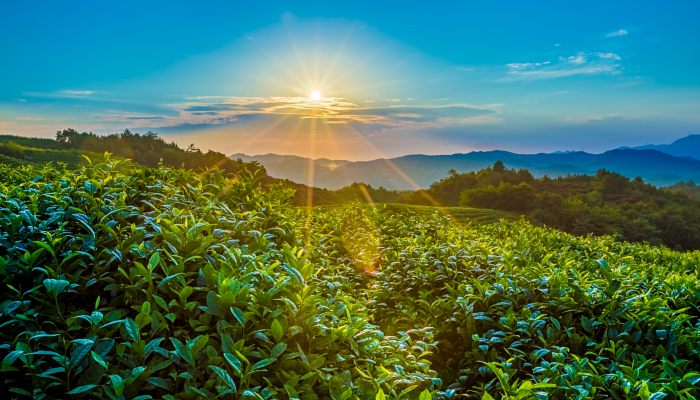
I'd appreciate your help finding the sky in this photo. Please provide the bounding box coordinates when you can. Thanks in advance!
[1,0,699,160]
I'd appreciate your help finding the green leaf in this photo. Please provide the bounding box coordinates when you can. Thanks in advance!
[419,390,432,400]
[271,342,287,359]
[481,393,495,400]
[91,351,108,369]
[251,358,275,371]
[2,350,24,369]
[639,380,651,399]
[170,338,194,365]
[110,374,125,396]
[131,366,146,379]
[683,372,700,385]
[124,318,139,341]
[69,340,94,368]
[188,334,209,356]
[67,384,97,395]
[224,352,242,376]
[282,264,304,285]
[376,389,386,400]
[209,365,237,390]
[271,319,284,342]
[90,311,103,325]
[158,273,185,288]
[230,307,245,327]
[148,252,161,271]
[43,278,70,296]
[649,393,668,400]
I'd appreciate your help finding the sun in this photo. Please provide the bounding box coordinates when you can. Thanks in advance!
[309,90,322,101]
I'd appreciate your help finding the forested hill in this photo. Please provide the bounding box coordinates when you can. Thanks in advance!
[404,161,700,250]
[1,129,259,175]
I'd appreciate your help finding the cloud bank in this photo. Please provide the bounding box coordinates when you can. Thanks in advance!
[98,96,500,132]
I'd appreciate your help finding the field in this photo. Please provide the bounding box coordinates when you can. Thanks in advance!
[315,204,514,225]
[1,157,700,399]
[0,137,86,166]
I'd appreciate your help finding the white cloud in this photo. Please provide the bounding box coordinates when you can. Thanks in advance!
[58,90,95,96]
[597,52,621,61]
[606,28,628,38]
[566,53,587,65]
[503,52,622,81]
[506,61,551,70]
[25,89,98,98]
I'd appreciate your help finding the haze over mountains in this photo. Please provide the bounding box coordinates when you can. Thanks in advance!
[233,135,700,189]
[624,134,700,160]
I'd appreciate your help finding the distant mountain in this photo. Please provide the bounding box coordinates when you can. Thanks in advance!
[232,147,700,189]
[625,134,700,160]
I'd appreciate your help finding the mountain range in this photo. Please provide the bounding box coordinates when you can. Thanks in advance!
[232,135,700,190]
[624,134,700,160]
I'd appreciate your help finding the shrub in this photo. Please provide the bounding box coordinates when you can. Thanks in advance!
[0,157,436,399]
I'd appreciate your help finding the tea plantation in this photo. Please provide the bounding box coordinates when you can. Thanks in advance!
[1,158,699,399]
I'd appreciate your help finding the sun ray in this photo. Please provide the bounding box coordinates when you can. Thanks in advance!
[336,122,463,226]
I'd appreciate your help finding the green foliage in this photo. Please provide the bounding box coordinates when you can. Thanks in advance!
[460,182,536,213]
[0,157,437,399]
[2,157,699,399]
[300,204,700,399]
[53,128,261,175]
[665,181,700,200]
[420,162,700,250]
[0,139,85,165]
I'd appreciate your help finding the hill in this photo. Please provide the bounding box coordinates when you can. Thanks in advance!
[628,134,700,160]
[0,131,346,207]
[0,137,86,165]
[1,159,699,399]
[233,146,700,189]
[406,162,700,250]
[665,181,700,200]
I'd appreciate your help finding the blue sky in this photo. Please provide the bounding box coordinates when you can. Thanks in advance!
[1,0,699,159]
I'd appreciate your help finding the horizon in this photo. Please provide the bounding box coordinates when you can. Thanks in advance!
[2,1,700,160]
[233,132,698,162]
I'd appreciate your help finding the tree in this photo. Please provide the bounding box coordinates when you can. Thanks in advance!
[459,182,535,213]
[55,128,79,144]
[492,160,506,173]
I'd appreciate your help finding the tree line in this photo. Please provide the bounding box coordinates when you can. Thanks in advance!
[54,128,260,175]
[4,130,699,249]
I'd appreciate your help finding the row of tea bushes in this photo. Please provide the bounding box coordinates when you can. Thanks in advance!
[299,205,700,399]
[0,158,436,399]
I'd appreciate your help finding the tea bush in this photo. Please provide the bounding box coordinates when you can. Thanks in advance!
[299,206,700,399]
[0,158,436,399]
[2,158,699,399]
